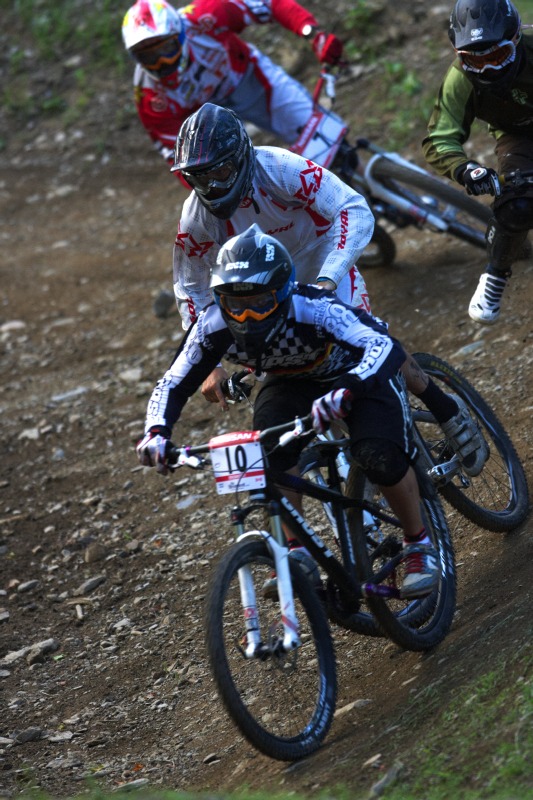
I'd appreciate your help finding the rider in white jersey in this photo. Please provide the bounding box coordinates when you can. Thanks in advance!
[171,104,373,330]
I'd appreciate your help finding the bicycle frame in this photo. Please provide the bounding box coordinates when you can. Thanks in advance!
[292,68,490,252]
[364,151,455,232]
[170,424,408,659]
[229,467,405,659]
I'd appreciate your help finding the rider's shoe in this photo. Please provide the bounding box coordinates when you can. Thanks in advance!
[262,547,322,601]
[441,395,489,477]
[468,272,507,324]
[401,540,439,598]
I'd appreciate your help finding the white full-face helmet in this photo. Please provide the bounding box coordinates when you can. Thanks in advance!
[122,0,188,79]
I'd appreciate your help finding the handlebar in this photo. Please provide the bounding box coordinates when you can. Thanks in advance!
[498,168,533,187]
[220,368,254,403]
[166,414,314,469]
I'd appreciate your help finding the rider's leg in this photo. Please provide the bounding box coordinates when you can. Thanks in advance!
[225,49,313,144]
[350,434,439,598]
[400,352,488,476]
[469,212,529,324]
[469,133,533,325]
[337,276,487,473]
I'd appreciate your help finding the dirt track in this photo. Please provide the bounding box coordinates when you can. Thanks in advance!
[1,150,532,796]
[1,0,533,791]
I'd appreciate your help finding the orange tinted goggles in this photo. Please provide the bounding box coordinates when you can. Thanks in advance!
[135,36,182,71]
[220,290,279,323]
[458,36,519,73]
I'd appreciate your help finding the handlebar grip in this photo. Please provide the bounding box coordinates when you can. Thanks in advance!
[222,369,254,402]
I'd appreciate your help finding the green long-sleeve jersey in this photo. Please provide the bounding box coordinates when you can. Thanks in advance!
[422,32,533,181]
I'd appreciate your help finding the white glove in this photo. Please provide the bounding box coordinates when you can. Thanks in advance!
[136,430,170,474]
[311,389,353,434]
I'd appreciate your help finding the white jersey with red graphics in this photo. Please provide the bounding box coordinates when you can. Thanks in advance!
[133,0,319,164]
[173,146,374,329]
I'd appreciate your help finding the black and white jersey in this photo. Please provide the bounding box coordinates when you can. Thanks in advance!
[144,285,405,434]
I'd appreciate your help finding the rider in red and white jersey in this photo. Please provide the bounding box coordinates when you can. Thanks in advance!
[122,0,343,170]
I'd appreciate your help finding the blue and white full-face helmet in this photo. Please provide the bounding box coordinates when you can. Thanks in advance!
[211,224,295,358]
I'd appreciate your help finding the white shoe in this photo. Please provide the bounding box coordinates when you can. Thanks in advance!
[468,272,507,325]
[401,541,439,598]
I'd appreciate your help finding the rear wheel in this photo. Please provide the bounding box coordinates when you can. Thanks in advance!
[347,466,457,652]
[412,352,529,532]
[205,539,337,761]
[358,223,397,268]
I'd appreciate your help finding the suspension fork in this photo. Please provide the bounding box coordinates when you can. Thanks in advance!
[233,503,301,658]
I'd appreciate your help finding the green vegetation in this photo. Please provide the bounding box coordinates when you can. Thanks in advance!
[9,0,125,66]
[1,0,126,126]
[380,641,533,799]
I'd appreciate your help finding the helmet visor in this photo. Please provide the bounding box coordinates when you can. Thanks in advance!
[219,290,280,323]
[457,36,520,74]
[181,161,238,198]
[133,35,183,72]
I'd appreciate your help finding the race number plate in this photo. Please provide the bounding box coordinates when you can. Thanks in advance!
[209,431,266,495]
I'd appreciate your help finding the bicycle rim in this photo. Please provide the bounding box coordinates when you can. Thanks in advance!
[204,539,337,761]
[370,156,491,248]
[413,352,530,532]
[346,467,457,652]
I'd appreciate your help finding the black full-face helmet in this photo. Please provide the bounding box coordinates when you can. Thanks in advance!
[171,103,255,220]
[211,224,296,360]
[449,0,523,87]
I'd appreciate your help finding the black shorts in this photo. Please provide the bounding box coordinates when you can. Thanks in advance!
[253,373,416,471]
[494,133,533,208]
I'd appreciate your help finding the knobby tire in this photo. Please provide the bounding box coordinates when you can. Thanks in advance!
[346,466,457,652]
[370,156,491,248]
[413,352,529,532]
[204,539,337,761]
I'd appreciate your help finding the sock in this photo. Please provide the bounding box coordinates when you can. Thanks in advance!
[417,379,458,424]
[404,528,430,547]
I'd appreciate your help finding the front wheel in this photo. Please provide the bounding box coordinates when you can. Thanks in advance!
[204,539,337,761]
[347,466,457,652]
[370,156,491,249]
[413,352,529,532]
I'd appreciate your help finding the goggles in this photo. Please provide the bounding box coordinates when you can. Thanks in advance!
[134,35,183,72]
[457,34,520,74]
[219,290,280,323]
[181,161,237,196]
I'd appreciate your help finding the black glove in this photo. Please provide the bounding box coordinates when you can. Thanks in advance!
[460,162,501,197]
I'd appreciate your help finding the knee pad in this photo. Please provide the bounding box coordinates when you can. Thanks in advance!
[351,438,410,487]
[494,195,533,233]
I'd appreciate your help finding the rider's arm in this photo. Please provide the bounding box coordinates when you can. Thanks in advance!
[132,66,189,170]
[258,148,374,289]
[191,0,317,36]
[144,308,233,433]
[308,165,374,288]
[421,62,478,182]
[172,199,225,330]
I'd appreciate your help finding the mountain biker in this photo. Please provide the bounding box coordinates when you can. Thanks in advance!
[137,224,440,598]
[422,0,533,325]
[121,0,343,173]
[168,102,489,477]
